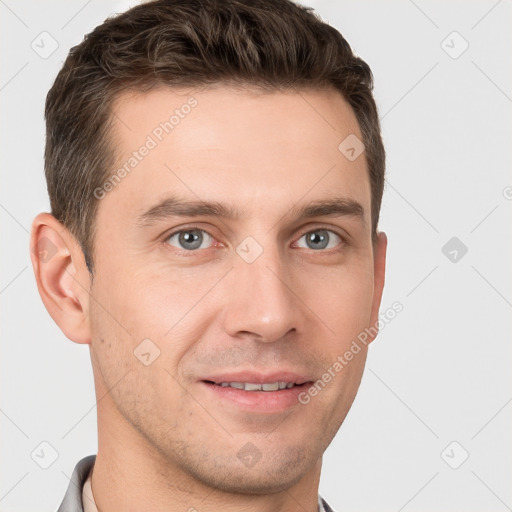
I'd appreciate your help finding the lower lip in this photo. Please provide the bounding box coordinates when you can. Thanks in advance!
[200,382,312,413]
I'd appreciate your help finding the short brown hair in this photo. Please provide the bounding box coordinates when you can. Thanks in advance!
[45,0,385,273]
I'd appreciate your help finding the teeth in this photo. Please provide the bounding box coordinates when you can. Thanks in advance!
[216,381,297,391]
[244,382,262,391]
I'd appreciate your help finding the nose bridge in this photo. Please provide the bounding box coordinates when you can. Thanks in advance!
[222,237,299,343]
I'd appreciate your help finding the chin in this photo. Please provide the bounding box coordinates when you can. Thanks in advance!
[192,467,305,495]
[178,445,314,494]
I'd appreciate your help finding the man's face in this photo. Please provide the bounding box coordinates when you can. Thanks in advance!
[88,85,384,492]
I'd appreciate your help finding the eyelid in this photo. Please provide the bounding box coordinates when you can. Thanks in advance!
[295,224,348,243]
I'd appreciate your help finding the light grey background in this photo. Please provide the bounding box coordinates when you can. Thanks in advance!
[1,1,511,511]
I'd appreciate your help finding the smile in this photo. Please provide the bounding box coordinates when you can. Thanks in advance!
[205,381,299,391]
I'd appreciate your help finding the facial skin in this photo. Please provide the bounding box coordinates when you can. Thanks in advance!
[31,85,386,512]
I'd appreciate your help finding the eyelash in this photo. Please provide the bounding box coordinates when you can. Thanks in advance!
[162,224,348,255]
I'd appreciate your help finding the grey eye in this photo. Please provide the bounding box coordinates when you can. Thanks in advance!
[296,229,341,250]
[166,229,214,251]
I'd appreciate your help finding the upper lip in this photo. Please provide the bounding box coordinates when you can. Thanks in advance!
[200,370,314,385]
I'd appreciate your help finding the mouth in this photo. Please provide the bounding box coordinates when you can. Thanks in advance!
[202,380,307,391]
[199,373,314,413]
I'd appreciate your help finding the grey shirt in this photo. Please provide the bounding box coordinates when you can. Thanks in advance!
[57,455,337,512]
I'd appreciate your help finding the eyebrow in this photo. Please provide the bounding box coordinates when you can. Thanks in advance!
[137,194,365,226]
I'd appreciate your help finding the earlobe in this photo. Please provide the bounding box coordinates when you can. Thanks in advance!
[30,213,92,344]
[367,231,387,343]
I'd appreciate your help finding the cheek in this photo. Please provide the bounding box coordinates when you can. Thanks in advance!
[89,266,211,378]
[89,291,186,410]
[304,259,374,343]
[93,262,177,338]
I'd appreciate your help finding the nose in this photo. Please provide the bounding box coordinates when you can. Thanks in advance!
[221,242,299,343]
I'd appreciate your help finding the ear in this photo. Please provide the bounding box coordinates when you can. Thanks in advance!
[30,213,92,344]
[367,231,387,344]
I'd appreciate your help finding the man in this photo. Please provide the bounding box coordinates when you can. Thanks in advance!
[30,0,387,510]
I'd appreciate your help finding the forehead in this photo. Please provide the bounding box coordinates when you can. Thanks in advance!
[101,85,370,229]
